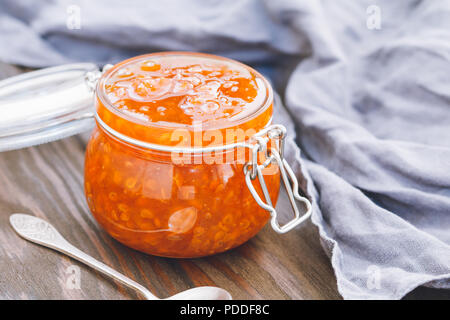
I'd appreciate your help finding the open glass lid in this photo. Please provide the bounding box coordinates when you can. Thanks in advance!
[0,63,100,152]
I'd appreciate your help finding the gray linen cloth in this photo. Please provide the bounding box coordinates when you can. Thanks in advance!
[1,0,449,299]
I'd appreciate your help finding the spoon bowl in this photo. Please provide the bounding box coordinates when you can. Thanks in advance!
[166,286,232,300]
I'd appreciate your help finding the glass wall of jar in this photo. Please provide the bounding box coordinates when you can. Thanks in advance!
[84,52,280,257]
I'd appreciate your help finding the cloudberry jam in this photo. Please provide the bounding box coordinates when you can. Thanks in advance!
[85,52,279,257]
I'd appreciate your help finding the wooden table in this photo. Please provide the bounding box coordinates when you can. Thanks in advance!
[0,63,448,300]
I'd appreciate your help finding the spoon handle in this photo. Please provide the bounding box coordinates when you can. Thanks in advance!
[9,213,157,300]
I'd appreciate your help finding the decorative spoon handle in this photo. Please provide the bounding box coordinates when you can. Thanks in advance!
[9,213,157,300]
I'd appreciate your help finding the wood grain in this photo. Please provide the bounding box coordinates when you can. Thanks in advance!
[0,62,444,300]
[0,137,339,299]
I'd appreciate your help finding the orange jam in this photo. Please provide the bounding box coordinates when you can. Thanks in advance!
[85,52,280,258]
[103,54,265,127]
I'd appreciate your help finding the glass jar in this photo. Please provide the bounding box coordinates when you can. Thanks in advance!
[0,52,312,258]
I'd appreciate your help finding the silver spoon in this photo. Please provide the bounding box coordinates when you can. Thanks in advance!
[9,213,232,300]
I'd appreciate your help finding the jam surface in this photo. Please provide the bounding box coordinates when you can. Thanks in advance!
[103,55,266,128]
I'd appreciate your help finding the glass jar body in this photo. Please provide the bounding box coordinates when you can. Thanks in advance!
[84,126,280,258]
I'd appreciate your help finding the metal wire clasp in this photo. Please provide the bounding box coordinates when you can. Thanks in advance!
[243,125,312,234]
[84,64,113,91]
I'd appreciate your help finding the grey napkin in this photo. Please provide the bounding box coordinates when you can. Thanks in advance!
[1,0,449,299]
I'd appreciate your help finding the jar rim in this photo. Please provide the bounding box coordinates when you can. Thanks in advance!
[96,51,273,132]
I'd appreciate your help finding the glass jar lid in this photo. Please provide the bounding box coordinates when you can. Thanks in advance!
[0,63,99,152]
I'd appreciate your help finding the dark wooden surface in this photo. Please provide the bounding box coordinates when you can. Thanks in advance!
[0,63,447,300]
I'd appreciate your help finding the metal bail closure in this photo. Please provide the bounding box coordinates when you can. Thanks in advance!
[244,126,312,234]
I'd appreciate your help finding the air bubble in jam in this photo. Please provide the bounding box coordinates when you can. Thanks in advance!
[168,207,198,234]
[141,60,161,72]
[117,68,133,78]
